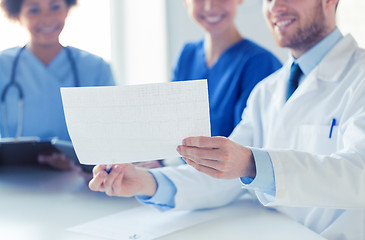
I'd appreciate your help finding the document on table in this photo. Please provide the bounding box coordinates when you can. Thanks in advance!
[67,206,217,240]
[60,80,210,165]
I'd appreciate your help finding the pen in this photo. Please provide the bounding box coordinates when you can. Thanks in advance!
[105,164,112,174]
[329,118,336,139]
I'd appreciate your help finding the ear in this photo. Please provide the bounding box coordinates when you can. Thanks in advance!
[325,0,339,11]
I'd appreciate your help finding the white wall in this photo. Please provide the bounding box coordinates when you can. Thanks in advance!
[337,0,365,48]
[110,0,125,85]
[110,0,168,85]
[165,0,289,78]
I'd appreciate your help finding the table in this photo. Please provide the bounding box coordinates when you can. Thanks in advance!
[0,166,325,240]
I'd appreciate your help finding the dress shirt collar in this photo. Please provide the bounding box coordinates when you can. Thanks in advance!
[290,28,343,77]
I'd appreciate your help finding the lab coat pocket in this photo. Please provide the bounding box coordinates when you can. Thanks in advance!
[298,125,338,155]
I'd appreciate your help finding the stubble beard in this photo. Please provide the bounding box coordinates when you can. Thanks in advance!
[285,1,329,53]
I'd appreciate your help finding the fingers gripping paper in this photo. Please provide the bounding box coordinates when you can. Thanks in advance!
[60,80,211,165]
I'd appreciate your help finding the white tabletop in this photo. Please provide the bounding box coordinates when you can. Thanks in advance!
[0,166,325,240]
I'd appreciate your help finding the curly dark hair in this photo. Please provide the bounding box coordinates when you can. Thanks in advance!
[1,0,77,20]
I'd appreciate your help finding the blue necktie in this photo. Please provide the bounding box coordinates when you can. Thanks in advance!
[286,63,302,101]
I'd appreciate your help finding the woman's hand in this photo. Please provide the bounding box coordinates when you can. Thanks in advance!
[38,152,81,171]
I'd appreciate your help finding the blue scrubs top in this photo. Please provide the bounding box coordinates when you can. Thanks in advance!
[0,46,115,141]
[172,39,282,136]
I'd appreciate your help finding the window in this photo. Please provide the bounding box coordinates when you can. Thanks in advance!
[110,0,168,85]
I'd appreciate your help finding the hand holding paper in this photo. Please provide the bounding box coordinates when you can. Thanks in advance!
[60,80,211,166]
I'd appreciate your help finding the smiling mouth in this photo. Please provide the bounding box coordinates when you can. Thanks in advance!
[38,26,60,33]
[205,16,222,23]
[203,13,228,24]
[275,19,295,28]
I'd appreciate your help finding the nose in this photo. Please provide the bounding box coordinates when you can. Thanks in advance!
[40,10,55,23]
[264,0,288,13]
[203,0,216,12]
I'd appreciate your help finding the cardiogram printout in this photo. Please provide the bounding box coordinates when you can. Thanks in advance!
[60,80,210,165]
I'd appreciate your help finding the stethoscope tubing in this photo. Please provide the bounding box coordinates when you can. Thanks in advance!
[0,45,79,138]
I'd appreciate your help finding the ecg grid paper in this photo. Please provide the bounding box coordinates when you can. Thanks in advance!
[61,80,211,165]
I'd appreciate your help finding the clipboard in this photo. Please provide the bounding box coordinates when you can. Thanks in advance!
[0,137,94,171]
[50,139,78,163]
[0,137,59,165]
[51,139,94,172]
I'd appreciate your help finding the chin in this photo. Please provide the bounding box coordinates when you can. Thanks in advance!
[273,37,287,48]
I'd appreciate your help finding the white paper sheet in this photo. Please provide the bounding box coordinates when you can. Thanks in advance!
[61,80,210,165]
[67,206,217,240]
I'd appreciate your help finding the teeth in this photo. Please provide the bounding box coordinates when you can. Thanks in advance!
[39,26,57,33]
[205,16,221,23]
[276,20,292,27]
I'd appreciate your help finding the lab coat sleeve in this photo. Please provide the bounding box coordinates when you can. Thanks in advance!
[157,164,246,211]
[258,80,365,209]
[241,148,276,195]
[229,81,264,147]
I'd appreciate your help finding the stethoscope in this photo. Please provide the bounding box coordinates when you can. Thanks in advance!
[1,45,80,138]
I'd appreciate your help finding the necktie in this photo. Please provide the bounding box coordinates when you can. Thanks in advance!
[286,63,302,101]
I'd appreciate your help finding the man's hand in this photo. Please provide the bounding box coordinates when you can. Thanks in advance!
[88,164,157,197]
[176,136,256,179]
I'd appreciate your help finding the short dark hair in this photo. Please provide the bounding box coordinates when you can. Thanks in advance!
[1,0,77,20]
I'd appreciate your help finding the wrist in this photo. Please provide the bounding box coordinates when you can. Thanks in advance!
[246,148,257,178]
[138,169,157,197]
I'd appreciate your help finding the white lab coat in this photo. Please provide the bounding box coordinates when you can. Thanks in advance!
[158,35,365,240]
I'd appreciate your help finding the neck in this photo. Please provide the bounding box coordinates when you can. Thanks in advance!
[291,26,336,59]
[204,27,243,67]
[28,41,63,66]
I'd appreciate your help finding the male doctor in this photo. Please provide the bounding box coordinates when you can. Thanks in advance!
[89,0,365,239]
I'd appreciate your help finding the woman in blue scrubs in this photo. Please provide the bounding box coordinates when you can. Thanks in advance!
[138,0,282,168]
[0,0,115,170]
[175,0,281,137]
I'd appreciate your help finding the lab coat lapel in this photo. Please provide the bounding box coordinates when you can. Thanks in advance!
[271,63,289,108]
[286,69,319,103]
[316,34,358,83]
[285,35,357,104]
[265,34,359,149]
[270,60,318,107]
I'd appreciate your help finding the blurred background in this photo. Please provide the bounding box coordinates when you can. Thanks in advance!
[0,0,364,86]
